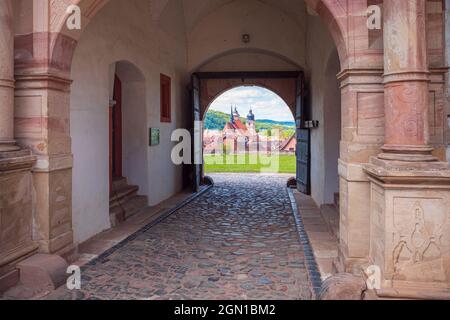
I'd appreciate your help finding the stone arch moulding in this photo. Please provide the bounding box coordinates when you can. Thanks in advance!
[49,0,348,74]
[191,47,305,74]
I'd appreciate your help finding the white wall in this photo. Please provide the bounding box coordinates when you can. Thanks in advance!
[187,0,307,71]
[198,50,300,72]
[323,51,341,204]
[70,0,187,244]
[120,74,149,197]
[306,15,341,206]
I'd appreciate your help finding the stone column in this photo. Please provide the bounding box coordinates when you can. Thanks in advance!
[446,0,450,160]
[363,0,450,299]
[0,0,38,292]
[380,0,434,162]
[0,0,19,152]
[336,69,384,273]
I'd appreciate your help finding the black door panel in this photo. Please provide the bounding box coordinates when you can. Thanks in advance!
[295,73,311,194]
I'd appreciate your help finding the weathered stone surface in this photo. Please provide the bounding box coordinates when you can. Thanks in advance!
[0,153,38,283]
[0,269,19,294]
[364,162,450,299]
[0,0,19,152]
[17,254,69,291]
[318,273,366,300]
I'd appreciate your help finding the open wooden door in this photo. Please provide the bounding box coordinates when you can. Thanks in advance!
[192,74,201,192]
[295,73,311,194]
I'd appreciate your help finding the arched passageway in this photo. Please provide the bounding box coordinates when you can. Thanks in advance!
[4,0,449,300]
[7,0,346,298]
[25,0,348,251]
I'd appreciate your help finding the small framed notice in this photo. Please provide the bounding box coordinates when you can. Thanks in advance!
[149,128,160,146]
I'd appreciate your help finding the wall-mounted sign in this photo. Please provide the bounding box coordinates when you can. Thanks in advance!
[304,120,319,129]
[149,128,160,146]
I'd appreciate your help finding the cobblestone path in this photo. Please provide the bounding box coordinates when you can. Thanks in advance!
[47,174,314,300]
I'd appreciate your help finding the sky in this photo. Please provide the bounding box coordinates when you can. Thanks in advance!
[208,86,295,122]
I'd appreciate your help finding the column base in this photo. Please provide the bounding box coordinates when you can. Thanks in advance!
[373,282,450,300]
[0,148,34,161]
[379,145,438,162]
[0,149,38,291]
[363,157,450,299]
[334,244,369,275]
[337,160,372,273]
[0,138,20,153]
[16,254,69,292]
[33,166,74,255]
[0,269,19,294]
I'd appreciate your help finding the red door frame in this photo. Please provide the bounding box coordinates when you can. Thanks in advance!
[110,75,123,191]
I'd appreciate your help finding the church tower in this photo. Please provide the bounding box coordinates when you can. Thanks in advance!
[247,108,256,134]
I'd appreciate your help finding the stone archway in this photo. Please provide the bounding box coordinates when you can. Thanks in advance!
[11,0,357,265]
[12,0,379,266]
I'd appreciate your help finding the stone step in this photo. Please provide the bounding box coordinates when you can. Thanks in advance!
[112,177,128,191]
[110,184,139,208]
[110,195,148,227]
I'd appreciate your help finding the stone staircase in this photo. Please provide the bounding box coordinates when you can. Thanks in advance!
[110,177,148,227]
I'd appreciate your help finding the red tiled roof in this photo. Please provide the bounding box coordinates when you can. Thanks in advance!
[223,119,248,132]
[234,119,248,131]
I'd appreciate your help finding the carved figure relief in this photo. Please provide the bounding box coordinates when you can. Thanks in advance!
[392,200,446,282]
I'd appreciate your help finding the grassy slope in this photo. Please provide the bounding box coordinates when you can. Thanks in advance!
[204,154,296,174]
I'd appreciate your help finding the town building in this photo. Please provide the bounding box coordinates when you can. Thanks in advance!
[222,107,260,153]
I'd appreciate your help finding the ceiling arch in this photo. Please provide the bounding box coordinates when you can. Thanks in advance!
[192,48,303,73]
[182,0,308,32]
[48,0,348,73]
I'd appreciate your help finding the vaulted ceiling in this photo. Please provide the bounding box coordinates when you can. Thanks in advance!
[180,0,308,31]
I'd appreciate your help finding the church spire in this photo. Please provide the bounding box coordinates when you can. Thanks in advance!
[230,105,235,123]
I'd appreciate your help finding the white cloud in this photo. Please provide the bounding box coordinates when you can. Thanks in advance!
[209,86,294,122]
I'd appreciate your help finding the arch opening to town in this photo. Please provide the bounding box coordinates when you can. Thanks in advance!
[202,85,297,176]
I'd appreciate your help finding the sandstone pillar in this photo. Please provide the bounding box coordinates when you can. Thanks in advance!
[13,73,75,258]
[0,0,38,292]
[336,69,384,273]
[380,0,434,162]
[0,0,19,152]
[446,0,450,159]
[14,62,75,258]
[364,0,450,299]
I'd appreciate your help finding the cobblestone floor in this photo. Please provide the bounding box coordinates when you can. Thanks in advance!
[46,174,314,300]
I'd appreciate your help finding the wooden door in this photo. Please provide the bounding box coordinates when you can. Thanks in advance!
[192,74,201,192]
[295,73,311,194]
[110,75,123,183]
